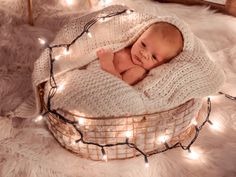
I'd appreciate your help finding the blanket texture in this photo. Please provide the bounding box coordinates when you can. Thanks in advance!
[32,5,224,117]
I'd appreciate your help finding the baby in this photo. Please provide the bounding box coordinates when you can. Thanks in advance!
[97,22,183,85]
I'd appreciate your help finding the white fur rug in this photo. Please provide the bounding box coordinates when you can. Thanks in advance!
[0,0,236,177]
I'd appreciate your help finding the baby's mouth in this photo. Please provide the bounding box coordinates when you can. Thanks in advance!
[134,55,142,65]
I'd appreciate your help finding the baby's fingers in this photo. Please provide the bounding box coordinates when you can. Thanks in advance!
[96,48,105,56]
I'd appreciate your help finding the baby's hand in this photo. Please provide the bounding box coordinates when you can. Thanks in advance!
[96,48,114,72]
[96,48,114,61]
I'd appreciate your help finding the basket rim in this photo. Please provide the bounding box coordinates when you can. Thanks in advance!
[39,83,200,120]
[54,99,196,120]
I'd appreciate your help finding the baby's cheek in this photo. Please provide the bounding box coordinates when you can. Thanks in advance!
[130,44,137,54]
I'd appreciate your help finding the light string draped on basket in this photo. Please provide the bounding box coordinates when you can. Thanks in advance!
[38,7,216,166]
[219,92,236,100]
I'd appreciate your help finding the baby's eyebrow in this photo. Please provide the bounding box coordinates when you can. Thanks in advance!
[142,39,147,43]
[141,40,145,44]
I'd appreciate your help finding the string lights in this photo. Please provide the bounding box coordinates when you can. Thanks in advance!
[158,135,169,144]
[186,149,200,160]
[34,114,43,122]
[125,130,132,138]
[86,31,93,38]
[208,120,222,132]
[38,37,46,45]
[101,147,108,162]
[219,91,236,101]
[35,7,236,166]
[65,0,74,6]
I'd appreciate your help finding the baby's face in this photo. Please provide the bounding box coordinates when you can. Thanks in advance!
[131,23,183,70]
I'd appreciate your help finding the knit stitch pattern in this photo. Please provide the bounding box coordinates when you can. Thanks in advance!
[32,5,224,117]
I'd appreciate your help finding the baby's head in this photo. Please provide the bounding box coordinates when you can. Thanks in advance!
[131,22,183,70]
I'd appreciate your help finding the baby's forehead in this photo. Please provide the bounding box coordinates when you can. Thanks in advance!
[148,23,183,44]
[150,22,181,34]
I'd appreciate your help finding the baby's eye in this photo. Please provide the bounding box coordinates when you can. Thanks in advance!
[141,42,146,47]
[152,55,157,60]
[152,55,160,62]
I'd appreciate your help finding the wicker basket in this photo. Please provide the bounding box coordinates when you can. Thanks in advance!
[38,84,204,160]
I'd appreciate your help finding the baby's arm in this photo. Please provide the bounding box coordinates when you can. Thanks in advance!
[122,66,146,85]
[97,48,121,78]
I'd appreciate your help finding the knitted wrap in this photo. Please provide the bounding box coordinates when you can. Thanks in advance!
[32,5,224,117]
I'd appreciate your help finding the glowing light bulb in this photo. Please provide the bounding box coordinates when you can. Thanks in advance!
[158,135,169,143]
[125,130,132,138]
[65,0,74,6]
[38,38,46,45]
[101,148,108,162]
[34,115,43,122]
[63,48,70,55]
[57,83,65,92]
[87,31,92,38]
[72,111,87,125]
[144,157,149,168]
[207,95,221,103]
[78,117,85,125]
[126,9,132,14]
[209,121,222,132]
[208,96,213,99]
[55,55,62,60]
[99,17,106,23]
[102,154,107,162]
[191,118,198,126]
[187,150,200,160]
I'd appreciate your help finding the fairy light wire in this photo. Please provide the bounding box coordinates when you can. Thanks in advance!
[41,7,228,165]
[219,92,236,101]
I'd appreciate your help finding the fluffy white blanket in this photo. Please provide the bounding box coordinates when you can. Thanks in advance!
[0,0,235,177]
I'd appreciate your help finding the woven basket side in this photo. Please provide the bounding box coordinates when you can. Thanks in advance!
[39,84,203,160]
[45,100,202,160]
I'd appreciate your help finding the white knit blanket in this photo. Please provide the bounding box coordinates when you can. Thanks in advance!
[32,5,224,117]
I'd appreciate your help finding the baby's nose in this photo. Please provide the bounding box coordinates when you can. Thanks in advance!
[140,50,149,59]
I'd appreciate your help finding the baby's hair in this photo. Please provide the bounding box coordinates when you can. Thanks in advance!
[151,22,184,57]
